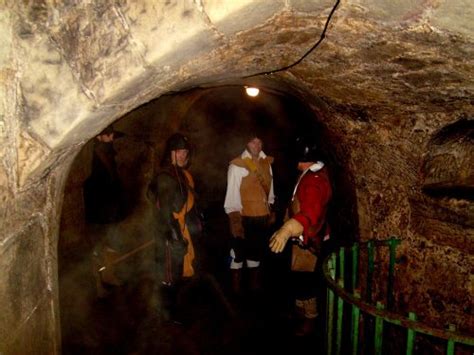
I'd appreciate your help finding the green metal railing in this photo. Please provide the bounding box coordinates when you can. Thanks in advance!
[323,237,474,355]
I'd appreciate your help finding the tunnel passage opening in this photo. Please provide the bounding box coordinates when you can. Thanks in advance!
[58,81,359,353]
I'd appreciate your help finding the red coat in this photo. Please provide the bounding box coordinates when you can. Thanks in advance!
[291,166,332,247]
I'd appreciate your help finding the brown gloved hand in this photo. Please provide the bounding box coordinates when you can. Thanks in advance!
[228,211,244,239]
[269,218,304,253]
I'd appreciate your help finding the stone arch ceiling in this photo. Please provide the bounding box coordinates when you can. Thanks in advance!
[2,0,473,185]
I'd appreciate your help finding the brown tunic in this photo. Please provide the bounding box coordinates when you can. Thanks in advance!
[231,156,274,217]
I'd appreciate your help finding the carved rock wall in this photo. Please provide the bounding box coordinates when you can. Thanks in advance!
[0,0,472,352]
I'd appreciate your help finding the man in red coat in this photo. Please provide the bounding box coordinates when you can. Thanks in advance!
[269,137,332,336]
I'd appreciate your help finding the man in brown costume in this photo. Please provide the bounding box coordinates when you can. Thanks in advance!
[224,134,275,295]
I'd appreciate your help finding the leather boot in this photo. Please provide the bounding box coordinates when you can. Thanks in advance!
[295,317,316,337]
[248,267,262,292]
[294,299,305,320]
[231,269,242,296]
[294,298,317,336]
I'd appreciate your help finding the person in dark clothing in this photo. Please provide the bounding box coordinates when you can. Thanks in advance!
[84,126,125,225]
[83,126,126,295]
[151,133,204,321]
[134,134,236,353]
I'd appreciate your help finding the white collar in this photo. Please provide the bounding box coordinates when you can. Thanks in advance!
[307,161,324,173]
[241,150,267,159]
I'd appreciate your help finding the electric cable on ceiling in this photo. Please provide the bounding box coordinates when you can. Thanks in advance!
[244,0,341,78]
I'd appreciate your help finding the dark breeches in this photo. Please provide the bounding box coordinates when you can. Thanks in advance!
[237,215,270,262]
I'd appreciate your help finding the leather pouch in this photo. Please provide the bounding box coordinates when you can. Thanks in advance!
[291,244,317,272]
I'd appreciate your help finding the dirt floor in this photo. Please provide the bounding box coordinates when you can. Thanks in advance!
[59,206,327,354]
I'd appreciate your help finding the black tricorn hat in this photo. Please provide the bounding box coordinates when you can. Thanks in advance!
[166,133,190,151]
[161,132,192,167]
[99,125,125,138]
[294,136,323,162]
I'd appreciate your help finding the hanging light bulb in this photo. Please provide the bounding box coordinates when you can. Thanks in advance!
[245,86,259,97]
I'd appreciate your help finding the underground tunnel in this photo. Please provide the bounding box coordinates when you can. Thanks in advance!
[57,82,473,354]
[0,1,473,354]
[58,83,360,354]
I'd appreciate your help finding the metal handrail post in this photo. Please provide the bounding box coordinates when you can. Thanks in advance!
[387,237,400,310]
[336,248,345,355]
[406,312,417,355]
[351,291,361,355]
[326,253,337,355]
[375,302,385,355]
